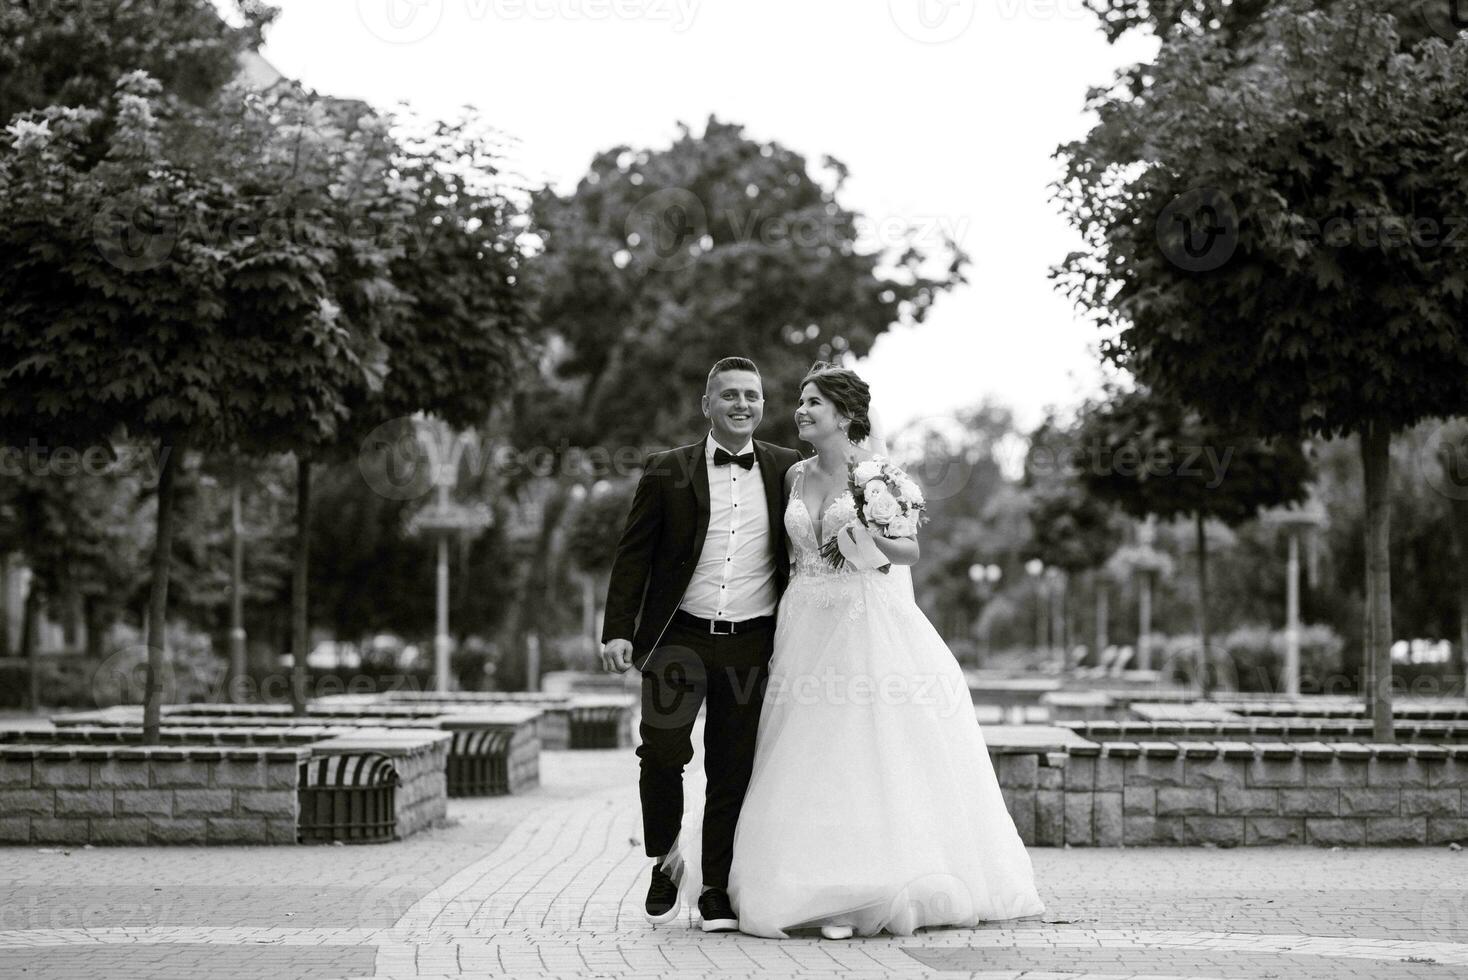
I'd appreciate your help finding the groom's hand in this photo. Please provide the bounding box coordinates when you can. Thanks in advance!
[600,639,633,673]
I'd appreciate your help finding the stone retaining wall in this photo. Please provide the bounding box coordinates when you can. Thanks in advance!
[991,740,1468,847]
[0,744,307,846]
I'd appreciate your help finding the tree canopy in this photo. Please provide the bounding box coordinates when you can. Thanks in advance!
[525,115,967,451]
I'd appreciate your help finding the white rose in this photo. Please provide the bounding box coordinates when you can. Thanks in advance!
[885,512,917,537]
[863,489,900,525]
[897,477,923,506]
[863,479,887,500]
[852,460,883,484]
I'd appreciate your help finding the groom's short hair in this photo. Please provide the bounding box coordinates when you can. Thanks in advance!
[706,356,760,393]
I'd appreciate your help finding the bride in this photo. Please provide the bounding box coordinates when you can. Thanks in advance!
[662,362,1044,939]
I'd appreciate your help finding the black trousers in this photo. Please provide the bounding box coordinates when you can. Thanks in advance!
[636,616,771,890]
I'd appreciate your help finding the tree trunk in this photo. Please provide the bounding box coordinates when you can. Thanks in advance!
[525,633,540,693]
[1448,491,1468,695]
[1094,572,1109,658]
[229,467,247,702]
[1034,578,1047,655]
[582,571,597,660]
[60,574,80,651]
[434,531,451,693]
[83,595,104,661]
[290,455,312,715]
[1195,512,1213,699]
[21,583,40,712]
[143,431,187,743]
[1050,572,1066,668]
[1137,571,1153,672]
[0,553,11,659]
[1359,425,1395,742]
[1284,530,1302,696]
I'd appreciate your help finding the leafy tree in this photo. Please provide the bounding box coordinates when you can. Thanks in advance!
[1056,2,1468,735]
[1024,416,1128,659]
[0,0,275,125]
[1082,0,1451,48]
[303,111,530,701]
[891,405,1030,648]
[526,115,966,451]
[565,480,636,578]
[1433,419,1468,683]
[0,73,391,738]
[1072,388,1311,691]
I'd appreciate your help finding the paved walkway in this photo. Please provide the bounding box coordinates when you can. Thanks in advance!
[0,735,1465,979]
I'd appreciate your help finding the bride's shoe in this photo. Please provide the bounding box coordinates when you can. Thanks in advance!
[820,924,854,940]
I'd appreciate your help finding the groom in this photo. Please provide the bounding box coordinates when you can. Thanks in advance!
[600,356,801,932]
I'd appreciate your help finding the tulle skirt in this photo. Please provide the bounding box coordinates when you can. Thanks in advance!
[662,567,1045,938]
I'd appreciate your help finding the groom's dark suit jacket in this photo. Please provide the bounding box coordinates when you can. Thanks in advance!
[602,436,803,671]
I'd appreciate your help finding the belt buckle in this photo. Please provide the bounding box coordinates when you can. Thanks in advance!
[709,618,735,636]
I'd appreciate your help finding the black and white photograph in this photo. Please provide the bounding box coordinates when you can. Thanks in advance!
[1,2,1467,979]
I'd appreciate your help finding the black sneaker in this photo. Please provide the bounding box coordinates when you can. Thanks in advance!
[644,863,680,925]
[697,887,738,932]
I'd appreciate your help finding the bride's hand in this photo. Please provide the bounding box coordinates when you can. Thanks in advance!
[837,523,892,573]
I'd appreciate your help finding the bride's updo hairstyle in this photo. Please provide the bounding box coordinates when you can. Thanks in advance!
[800,361,872,443]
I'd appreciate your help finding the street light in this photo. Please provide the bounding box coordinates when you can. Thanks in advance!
[406,422,493,694]
[1025,559,1045,655]
[967,563,1003,662]
[1263,499,1327,696]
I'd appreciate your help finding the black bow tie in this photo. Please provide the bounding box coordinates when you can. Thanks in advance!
[713,448,755,470]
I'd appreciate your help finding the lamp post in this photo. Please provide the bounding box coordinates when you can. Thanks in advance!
[1105,535,1172,674]
[967,562,1002,662]
[1045,566,1066,670]
[1263,499,1326,696]
[1025,558,1045,656]
[406,423,493,693]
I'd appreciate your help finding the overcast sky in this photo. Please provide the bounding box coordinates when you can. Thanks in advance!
[250,1,1157,434]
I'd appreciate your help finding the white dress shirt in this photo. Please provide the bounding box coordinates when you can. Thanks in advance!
[679,434,776,621]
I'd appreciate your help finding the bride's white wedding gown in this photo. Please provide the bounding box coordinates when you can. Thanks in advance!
[661,459,1044,938]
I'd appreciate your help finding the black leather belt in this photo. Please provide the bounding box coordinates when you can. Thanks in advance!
[672,609,775,636]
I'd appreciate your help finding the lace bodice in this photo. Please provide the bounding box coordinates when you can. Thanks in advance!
[785,459,861,579]
[782,458,916,615]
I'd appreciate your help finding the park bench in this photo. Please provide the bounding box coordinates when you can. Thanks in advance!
[53,705,538,797]
[316,691,636,750]
[170,704,540,796]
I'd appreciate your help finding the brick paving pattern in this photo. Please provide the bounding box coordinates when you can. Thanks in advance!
[0,725,1464,979]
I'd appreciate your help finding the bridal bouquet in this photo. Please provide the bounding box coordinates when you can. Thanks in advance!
[822,457,926,570]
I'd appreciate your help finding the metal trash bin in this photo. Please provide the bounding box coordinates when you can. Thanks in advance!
[298,753,398,843]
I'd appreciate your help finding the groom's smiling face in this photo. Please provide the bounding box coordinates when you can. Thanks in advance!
[703,369,764,447]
